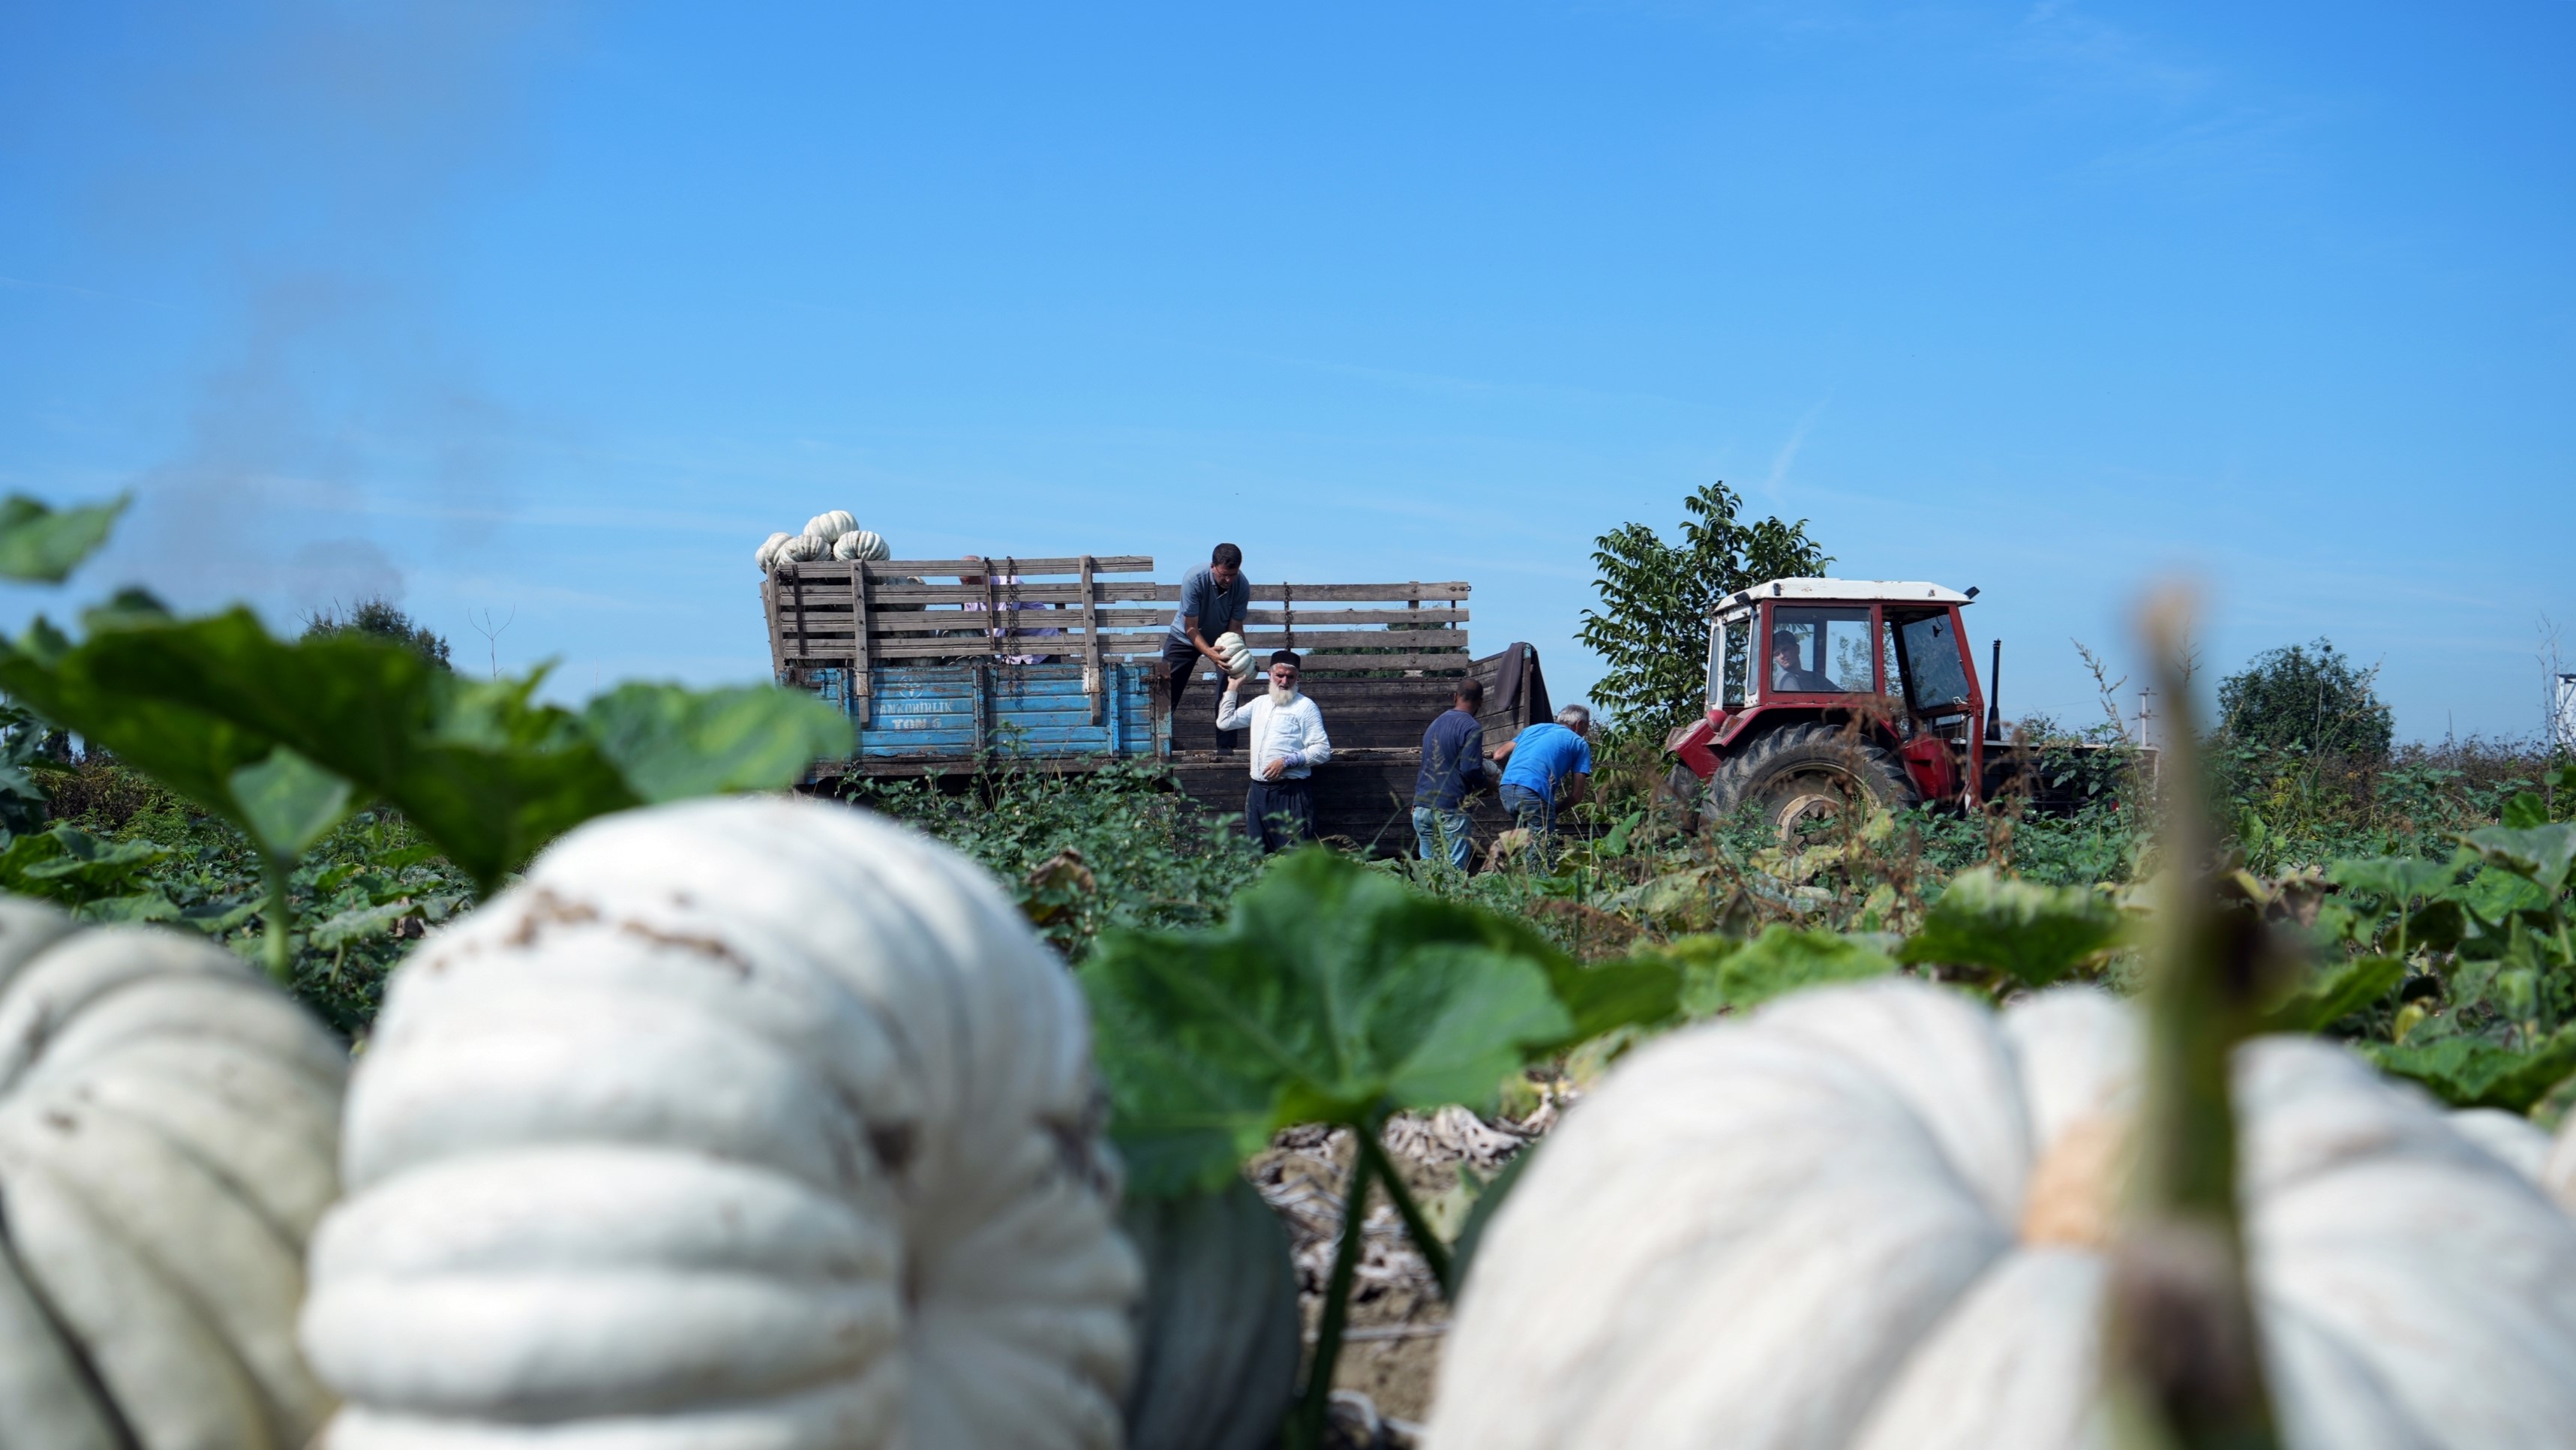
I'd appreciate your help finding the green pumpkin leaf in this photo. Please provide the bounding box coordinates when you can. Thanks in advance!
[1680,925,1896,1016]
[1082,850,1575,1196]
[0,494,126,583]
[581,681,854,802]
[0,608,640,892]
[2261,954,2406,1033]
[2501,791,2550,830]
[2327,854,2466,906]
[228,746,356,862]
[2362,1025,2576,1112]
[1897,866,2125,986]
[2460,823,2576,893]
[0,824,173,905]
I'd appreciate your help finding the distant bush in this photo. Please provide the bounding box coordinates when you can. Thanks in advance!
[301,596,452,669]
[2217,638,2391,759]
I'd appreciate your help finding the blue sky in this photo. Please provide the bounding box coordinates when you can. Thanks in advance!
[2,2,2568,738]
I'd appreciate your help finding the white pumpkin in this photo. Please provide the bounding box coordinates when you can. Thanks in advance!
[835,529,890,563]
[0,898,347,1448]
[776,531,830,566]
[2453,1106,2576,1212]
[1429,980,2576,1450]
[805,509,859,542]
[1212,632,1253,680]
[299,797,1139,1448]
[757,530,797,574]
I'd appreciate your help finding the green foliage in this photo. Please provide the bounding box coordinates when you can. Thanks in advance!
[1665,925,1896,1016]
[1577,480,1831,735]
[301,596,453,670]
[2216,638,2393,759]
[1082,849,1581,1198]
[2362,1028,2576,1112]
[1898,866,2125,987]
[849,759,1265,958]
[2261,954,2406,1034]
[0,824,173,908]
[0,493,125,583]
[582,682,854,803]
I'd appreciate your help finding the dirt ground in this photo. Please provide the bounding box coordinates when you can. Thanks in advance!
[1244,1097,1567,1440]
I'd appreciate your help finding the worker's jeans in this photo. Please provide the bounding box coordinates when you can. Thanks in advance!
[1497,783,1554,869]
[1245,776,1315,854]
[1412,806,1474,870]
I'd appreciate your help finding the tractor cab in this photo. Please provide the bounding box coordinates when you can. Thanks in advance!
[1666,579,1986,838]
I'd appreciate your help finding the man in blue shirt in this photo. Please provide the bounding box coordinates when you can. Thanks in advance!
[1411,678,1488,869]
[1491,703,1593,863]
[1162,542,1251,720]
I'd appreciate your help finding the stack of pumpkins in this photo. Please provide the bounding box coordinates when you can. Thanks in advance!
[758,510,890,574]
[2,801,1296,1450]
[11,794,2576,1448]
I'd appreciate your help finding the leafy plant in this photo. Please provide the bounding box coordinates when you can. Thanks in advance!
[0,500,851,986]
[1081,848,1674,1449]
[0,493,127,583]
[2216,638,2393,760]
[1897,866,2127,988]
[1577,480,1830,737]
[300,596,454,670]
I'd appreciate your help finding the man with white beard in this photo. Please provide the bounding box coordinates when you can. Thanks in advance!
[1215,649,1333,853]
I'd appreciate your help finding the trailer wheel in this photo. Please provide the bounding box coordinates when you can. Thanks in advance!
[1707,722,1917,847]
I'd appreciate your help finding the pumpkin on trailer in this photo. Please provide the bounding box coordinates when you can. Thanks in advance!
[0,899,347,1448]
[757,530,797,573]
[1428,980,2576,1450]
[804,509,859,542]
[835,529,890,563]
[299,796,1140,1448]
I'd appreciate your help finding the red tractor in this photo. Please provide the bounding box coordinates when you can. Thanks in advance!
[1665,578,2015,840]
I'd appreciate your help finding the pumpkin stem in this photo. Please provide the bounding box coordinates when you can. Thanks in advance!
[260,851,295,987]
[1358,1123,1453,1296]
[1286,1127,1376,1450]
[2103,591,2280,1450]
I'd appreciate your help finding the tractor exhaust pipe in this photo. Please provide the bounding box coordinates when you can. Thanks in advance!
[1986,639,2002,740]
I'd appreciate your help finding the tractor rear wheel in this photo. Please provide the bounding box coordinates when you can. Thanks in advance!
[1704,722,1917,848]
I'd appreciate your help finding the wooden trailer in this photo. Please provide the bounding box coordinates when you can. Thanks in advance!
[761,554,1551,854]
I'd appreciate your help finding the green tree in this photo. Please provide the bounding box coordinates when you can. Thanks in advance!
[2216,638,2392,759]
[302,597,453,671]
[1578,481,1832,735]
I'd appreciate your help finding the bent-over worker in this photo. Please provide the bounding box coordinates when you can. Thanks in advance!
[1216,649,1332,854]
[1163,542,1250,719]
[1490,703,1593,863]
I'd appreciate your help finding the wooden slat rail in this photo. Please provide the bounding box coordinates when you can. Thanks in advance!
[765,557,1473,677]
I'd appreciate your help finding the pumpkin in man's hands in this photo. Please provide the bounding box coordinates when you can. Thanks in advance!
[300,797,1139,1448]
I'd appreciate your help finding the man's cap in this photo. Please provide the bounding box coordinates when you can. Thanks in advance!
[1269,649,1302,669]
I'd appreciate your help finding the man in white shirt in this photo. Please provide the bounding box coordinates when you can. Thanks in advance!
[1216,649,1333,854]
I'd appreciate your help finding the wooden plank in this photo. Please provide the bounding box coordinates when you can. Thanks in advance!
[1227,629,1473,650]
[1133,582,1473,603]
[1081,554,1103,726]
[850,563,875,724]
[1241,608,1468,626]
[861,584,1172,608]
[875,556,1154,576]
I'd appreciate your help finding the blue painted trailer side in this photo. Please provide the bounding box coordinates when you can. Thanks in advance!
[798,662,1154,762]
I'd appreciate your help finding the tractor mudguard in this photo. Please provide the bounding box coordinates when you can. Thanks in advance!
[1665,715,1720,780]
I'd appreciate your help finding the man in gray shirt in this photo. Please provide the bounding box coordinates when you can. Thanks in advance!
[1162,542,1250,718]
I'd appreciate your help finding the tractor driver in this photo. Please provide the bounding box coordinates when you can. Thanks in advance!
[1771,629,1840,693]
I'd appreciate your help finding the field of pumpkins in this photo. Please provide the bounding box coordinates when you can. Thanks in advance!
[1,497,2574,1448]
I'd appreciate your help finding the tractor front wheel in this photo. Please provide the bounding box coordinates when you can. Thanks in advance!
[1704,722,1917,848]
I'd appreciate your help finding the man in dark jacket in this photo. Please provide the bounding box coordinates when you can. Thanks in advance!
[1411,678,1488,869]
